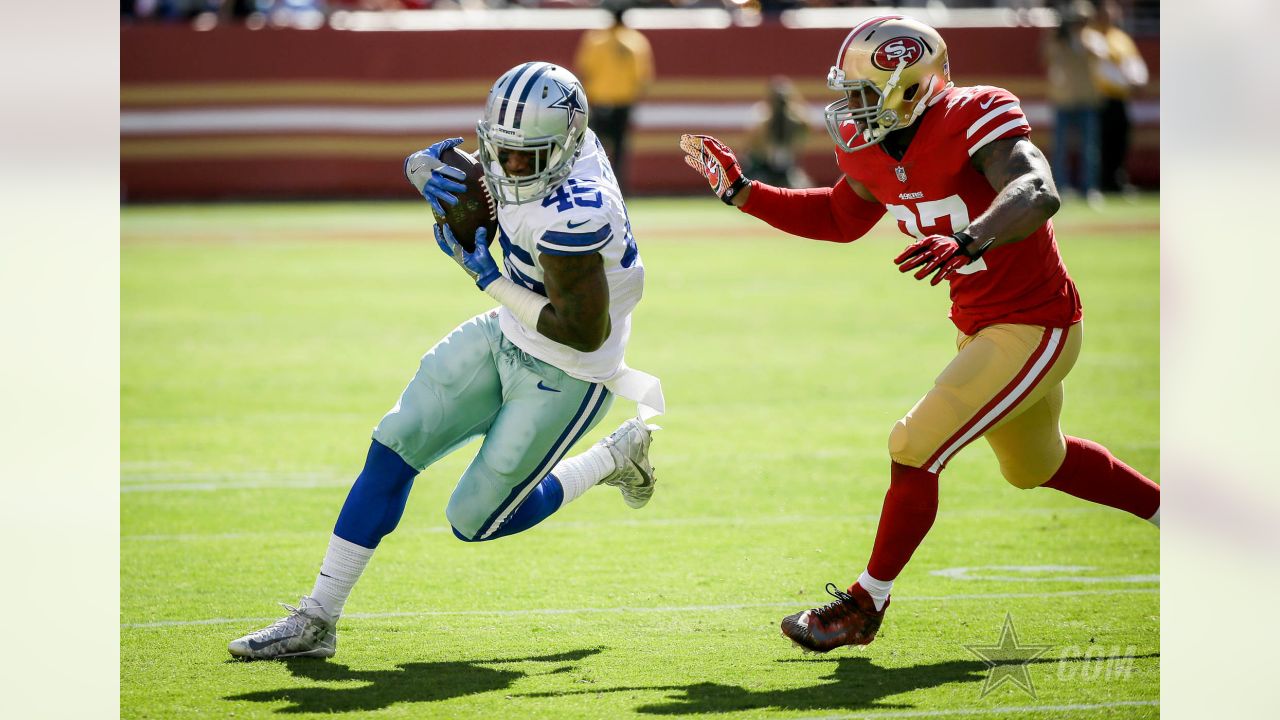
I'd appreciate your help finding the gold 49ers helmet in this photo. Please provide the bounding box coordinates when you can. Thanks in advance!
[825,15,953,152]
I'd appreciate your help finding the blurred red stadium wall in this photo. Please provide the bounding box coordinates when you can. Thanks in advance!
[121,24,1158,201]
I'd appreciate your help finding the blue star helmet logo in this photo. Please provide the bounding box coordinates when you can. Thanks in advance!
[548,79,586,121]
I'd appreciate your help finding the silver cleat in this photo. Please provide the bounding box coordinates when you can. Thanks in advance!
[228,596,337,660]
[598,418,659,509]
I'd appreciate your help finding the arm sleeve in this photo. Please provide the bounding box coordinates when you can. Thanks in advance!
[738,178,885,244]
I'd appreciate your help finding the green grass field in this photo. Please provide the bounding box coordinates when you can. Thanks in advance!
[121,196,1159,719]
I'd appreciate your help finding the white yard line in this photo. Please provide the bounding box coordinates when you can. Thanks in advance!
[120,470,350,493]
[122,507,1108,542]
[118,448,870,493]
[793,699,1159,720]
[121,479,355,493]
[121,587,1157,629]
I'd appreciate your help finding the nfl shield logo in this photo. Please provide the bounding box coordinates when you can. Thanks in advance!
[895,165,908,183]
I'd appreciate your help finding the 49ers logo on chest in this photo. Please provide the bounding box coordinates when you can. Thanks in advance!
[872,37,925,71]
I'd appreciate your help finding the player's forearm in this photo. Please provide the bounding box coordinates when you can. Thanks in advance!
[739,180,883,243]
[964,172,1060,250]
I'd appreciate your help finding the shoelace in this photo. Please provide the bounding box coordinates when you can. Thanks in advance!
[810,582,857,624]
[250,602,309,639]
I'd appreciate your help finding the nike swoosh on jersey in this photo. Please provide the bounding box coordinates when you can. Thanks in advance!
[536,381,561,392]
[566,219,590,229]
[979,96,995,109]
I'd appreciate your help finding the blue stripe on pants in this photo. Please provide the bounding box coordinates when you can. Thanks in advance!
[471,383,609,540]
[452,473,565,542]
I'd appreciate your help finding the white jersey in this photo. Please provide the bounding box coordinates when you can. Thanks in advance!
[494,129,645,383]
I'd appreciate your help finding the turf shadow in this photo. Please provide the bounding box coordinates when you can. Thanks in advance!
[522,652,1160,715]
[223,647,601,714]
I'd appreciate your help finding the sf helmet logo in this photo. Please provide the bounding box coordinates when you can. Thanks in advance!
[872,37,925,71]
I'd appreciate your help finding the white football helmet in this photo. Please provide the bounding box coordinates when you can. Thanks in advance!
[824,15,952,152]
[476,62,590,205]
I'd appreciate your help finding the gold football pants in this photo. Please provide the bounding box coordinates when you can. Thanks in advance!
[888,322,1084,488]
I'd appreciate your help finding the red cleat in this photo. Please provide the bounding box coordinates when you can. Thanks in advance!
[780,582,888,652]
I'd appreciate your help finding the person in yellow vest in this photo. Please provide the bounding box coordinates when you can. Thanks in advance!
[574,4,655,192]
[1085,0,1149,193]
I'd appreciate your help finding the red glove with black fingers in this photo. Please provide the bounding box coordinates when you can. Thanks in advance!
[679,133,751,205]
[894,231,993,286]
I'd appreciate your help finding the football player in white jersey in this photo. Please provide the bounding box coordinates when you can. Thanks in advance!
[228,62,663,660]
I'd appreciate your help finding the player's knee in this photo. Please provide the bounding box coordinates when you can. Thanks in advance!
[373,393,441,461]
[994,443,1065,490]
[450,525,484,543]
[372,411,414,453]
[444,500,484,542]
[445,470,505,541]
[1001,468,1043,490]
[998,461,1052,490]
[887,418,929,469]
[444,491,480,538]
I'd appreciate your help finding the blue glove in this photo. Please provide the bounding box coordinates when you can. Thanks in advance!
[434,224,501,290]
[404,137,469,216]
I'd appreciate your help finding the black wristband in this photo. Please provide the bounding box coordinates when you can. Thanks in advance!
[953,230,993,259]
[720,175,750,206]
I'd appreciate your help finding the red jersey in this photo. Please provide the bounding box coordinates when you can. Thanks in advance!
[835,85,1083,335]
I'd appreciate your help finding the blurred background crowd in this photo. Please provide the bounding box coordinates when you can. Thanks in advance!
[120,0,1158,202]
[122,0,1159,29]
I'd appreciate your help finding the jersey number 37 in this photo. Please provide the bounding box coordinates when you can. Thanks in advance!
[885,194,987,276]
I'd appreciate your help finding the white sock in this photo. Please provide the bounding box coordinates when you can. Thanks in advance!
[857,570,894,612]
[1147,507,1160,528]
[310,534,375,619]
[550,444,616,506]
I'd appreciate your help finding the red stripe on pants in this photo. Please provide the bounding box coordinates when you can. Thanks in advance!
[924,326,1064,472]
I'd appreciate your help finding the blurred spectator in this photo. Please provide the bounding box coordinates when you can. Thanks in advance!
[1085,0,1148,193]
[124,0,218,20]
[327,1,432,9]
[743,77,812,189]
[758,0,804,19]
[573,3,655,192]
[1043,0,1104,205]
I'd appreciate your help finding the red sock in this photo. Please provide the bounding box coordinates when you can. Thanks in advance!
[866,462,940,582]
[1042,436,1160,519]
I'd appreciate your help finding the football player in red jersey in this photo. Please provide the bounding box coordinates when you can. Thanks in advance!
[680,16,1159,653]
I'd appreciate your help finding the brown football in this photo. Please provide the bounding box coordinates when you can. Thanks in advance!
[433,146,498,253]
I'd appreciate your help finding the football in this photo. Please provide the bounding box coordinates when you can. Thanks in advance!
[433,147,498,253]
